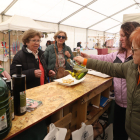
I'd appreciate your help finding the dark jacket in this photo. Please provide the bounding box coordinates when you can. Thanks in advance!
[10,45,49,89]
[86,59,140,140]
[44,42,74,71]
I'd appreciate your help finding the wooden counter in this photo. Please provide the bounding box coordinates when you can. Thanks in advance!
[4,74,112,140]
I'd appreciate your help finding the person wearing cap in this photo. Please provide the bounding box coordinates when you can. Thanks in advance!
[10,29,55,89]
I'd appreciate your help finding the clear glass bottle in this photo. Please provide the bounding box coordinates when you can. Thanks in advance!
[67,59,88,80]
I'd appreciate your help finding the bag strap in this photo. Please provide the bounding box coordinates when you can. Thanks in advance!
[54,45,60,68]
[0,68,4,74]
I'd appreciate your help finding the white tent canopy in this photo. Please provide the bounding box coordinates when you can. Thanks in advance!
[0,15,55,32]
[123,13,140,23]
[0,0,140,34]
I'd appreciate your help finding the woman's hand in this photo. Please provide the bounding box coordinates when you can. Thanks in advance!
[74,56,84,65]
[34,69,42,78]
[65,51,71,58]
[49,70,55,77]
[80,52,90,59]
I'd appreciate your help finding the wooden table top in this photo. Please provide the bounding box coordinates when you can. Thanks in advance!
[4,74,112,139]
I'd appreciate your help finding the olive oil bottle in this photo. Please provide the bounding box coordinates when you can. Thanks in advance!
[67,59,88,80]
[12,65,26,116]
[6,80,15,120]
[0,68,12,139]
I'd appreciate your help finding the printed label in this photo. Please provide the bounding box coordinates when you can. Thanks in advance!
[20,91,26,113]
[0,108,7,131]
[81,131,89,140]
[11,96,14,119]
[51,136,56,140]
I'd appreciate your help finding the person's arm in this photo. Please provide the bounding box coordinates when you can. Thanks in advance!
[89,52,117,63]
[0,65,11,80]
[86,58,130,79]
[74,56,130,79]
[10,54,36,82]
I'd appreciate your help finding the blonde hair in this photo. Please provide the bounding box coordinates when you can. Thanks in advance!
[22,29,41,45]
[53,30,68,41]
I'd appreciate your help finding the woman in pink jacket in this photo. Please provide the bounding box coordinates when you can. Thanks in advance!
[0,65,11,80]
[81,22,140,140]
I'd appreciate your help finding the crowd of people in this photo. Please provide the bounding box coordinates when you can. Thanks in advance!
[1,21,140,140]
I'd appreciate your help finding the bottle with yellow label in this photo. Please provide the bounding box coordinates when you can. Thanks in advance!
[66,59,88,80]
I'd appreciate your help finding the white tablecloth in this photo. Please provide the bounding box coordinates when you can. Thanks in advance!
[80,50,97,55]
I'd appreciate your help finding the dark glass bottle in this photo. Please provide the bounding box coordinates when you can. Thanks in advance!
[6,80,15,120]
[12,65,26,116]
[0,77,12,139]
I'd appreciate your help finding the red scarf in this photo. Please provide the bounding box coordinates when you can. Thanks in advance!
[38,57,45,85]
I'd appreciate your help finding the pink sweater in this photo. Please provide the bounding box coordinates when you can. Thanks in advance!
[90,52,132,108]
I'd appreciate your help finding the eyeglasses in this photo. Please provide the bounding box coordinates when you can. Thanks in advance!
[57,35,66,39]
[30,40,41,43]
[131,47,140,54]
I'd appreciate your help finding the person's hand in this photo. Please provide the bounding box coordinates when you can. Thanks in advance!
[49,70,55,77]
[34,69,42,78]
[65,51,71,58]
[80,52,90,58]
[74,56,84,65]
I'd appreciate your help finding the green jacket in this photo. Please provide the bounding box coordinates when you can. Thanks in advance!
[86,59,140,140]
[44,42,74,71]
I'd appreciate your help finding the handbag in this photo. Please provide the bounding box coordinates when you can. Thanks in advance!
[72,122,94,140]
[54,45,69,79]
[43,123,67,140]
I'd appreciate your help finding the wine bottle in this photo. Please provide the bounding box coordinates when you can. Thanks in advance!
[67,59,88,80]
[12,65,26,116]
[6,80,15,120]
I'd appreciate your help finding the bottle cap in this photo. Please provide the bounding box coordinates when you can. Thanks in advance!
[2,77,7,81]
[16,64,22,76]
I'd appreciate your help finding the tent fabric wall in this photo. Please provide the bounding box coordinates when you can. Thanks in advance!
[0,15,114,51]
[59,24,75,50]
[74,28,86,49]
[0,15,54,32]
[123,13,140,23]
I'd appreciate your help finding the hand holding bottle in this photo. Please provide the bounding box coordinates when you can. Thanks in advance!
[80,52,90,59]
[74,56,84,65]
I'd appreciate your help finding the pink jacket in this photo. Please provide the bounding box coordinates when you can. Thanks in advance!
[90,51,132,108]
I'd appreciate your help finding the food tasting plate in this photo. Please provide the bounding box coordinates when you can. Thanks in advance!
[54,74,85,86]
[88,70,110,78]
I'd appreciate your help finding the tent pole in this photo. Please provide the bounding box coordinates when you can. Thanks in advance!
[8,30,11,66]
[86,29,88,47]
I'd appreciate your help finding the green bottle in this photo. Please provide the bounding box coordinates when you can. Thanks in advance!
[67,59,88,80]
[0,68,12,139]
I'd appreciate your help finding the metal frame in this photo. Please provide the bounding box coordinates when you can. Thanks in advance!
[0,0,139,33]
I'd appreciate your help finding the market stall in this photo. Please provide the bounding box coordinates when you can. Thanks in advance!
[4,74,112,140]
[0,15,55,73]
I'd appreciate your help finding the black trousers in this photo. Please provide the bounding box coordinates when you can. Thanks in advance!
[113,103,128,140]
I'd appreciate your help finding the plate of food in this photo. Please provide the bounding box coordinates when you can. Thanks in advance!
[54,74,85,86]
